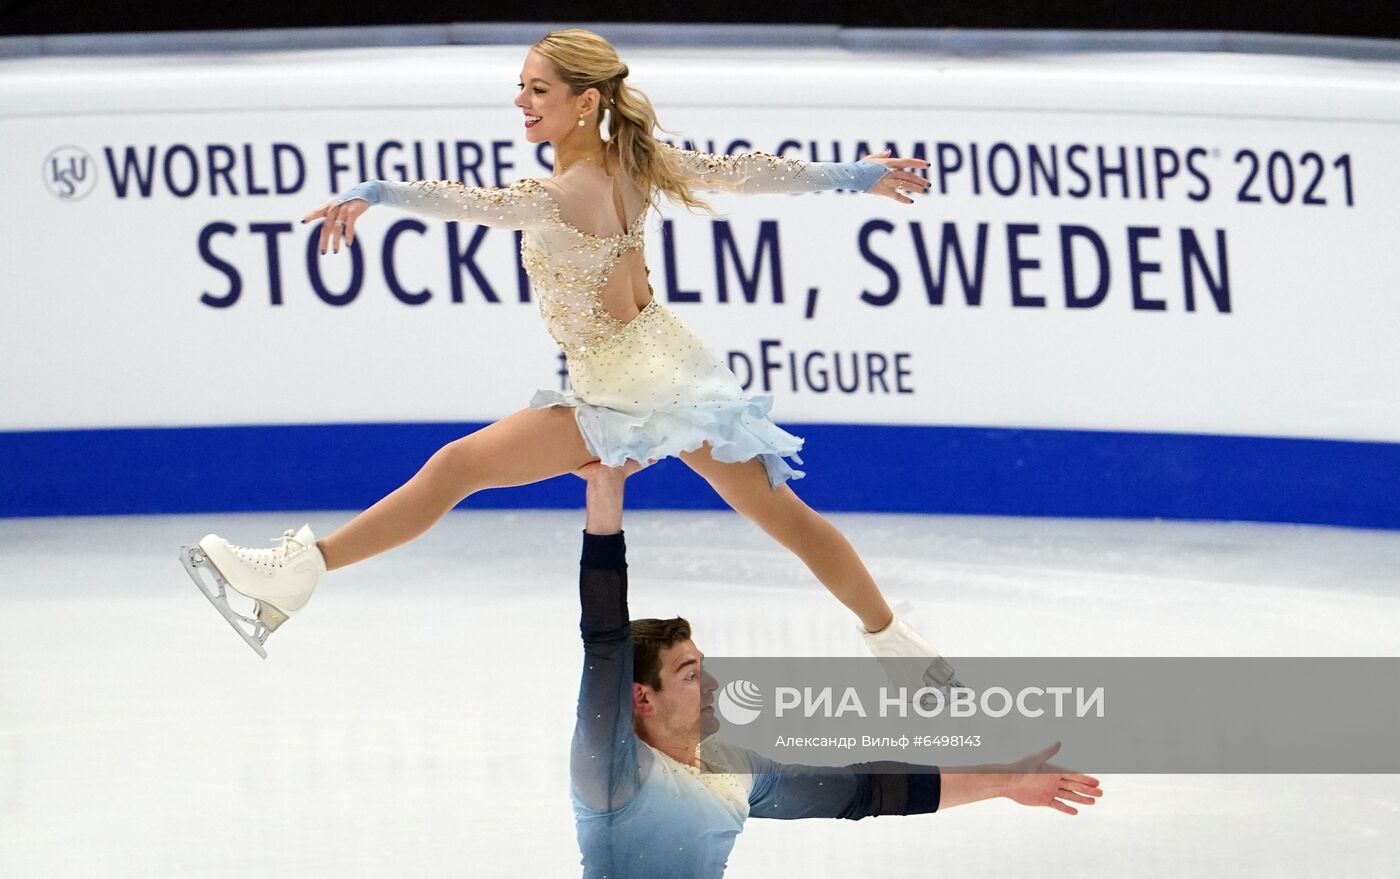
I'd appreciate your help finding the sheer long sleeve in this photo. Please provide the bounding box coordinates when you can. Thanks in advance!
[744,750,941,820]
[662,143,891,195]
[571,531,649,815]
[334,177,554,230]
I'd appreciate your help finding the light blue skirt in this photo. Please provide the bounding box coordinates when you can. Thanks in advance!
[528,301,804,489]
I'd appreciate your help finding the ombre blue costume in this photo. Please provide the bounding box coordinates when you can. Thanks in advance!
[573,530,942,879]
[336,146,893,490]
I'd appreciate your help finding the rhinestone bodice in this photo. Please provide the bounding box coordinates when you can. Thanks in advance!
[515,178,651,359]
[354,144,888,361]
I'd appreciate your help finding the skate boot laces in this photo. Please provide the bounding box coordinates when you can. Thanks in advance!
[231,529,312,573]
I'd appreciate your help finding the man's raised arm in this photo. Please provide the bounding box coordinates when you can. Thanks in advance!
[571,463,646,814]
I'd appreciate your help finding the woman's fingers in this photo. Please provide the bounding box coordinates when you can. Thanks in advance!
[342,201,367,248]
[304,199,341,254]
[332,202,357,253]
[869,167,931,204]
[300,202,330,224]
[861,149,930,170]
[309,200,352,255]
[317,201,366,253]
[883,175,928,204]
[317,203,337,254]
[873,149,928,170]
[894,170,932,196]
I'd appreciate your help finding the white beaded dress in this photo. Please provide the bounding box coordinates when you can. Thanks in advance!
[341,143,887,488]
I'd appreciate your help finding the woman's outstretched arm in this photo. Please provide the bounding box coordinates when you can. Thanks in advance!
[302,177,555,254]
[662,142,929,201]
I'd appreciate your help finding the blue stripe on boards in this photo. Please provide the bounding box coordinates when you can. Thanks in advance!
[1,422,1396,529]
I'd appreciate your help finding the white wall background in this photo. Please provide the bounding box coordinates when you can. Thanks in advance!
[2,43,1398,441]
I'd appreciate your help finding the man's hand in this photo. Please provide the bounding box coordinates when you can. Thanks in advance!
[577,459,653,535]
[572,458,651,482]
[1002,742,1103,815]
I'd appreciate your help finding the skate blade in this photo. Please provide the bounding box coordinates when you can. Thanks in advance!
[179,545,270,659]
[922,655,960,690]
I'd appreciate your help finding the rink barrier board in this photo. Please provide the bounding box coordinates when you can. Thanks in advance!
[1,422,1396,529]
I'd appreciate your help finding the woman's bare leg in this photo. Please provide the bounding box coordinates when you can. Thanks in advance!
[678,445,895,633]
[317,407,594,571]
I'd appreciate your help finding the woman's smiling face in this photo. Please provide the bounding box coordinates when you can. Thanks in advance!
[516,49,595,145]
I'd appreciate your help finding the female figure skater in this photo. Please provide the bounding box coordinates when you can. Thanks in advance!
[181,28,958,689]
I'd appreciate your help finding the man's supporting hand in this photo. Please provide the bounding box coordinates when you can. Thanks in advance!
[575,459,652,535]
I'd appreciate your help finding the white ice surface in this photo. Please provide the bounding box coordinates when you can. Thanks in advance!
[2,510,1399,878]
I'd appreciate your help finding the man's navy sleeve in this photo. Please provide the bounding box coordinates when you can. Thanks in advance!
[746,750,941,820]
[571,531,644,814]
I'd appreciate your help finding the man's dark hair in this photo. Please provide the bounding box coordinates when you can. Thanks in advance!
[630,617,691,690]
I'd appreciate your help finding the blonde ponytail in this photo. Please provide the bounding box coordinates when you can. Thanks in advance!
[532,28,717,216]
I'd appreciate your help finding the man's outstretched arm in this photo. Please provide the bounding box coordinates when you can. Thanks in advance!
[747,740,1101,820]
[744,753,941,821]
[944,742,1103,816]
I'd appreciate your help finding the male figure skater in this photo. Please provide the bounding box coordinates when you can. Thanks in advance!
[571,462,1102,877]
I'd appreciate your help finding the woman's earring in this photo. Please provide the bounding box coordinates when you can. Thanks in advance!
[578,114,586,127]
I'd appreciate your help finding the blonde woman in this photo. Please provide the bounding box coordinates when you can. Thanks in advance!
[181,28,958,689]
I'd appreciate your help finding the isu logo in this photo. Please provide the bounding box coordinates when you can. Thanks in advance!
[44,146,96,201]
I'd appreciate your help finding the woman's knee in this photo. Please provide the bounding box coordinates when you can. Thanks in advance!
[421,436,485,496]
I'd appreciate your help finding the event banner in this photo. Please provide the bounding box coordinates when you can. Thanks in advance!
[4,45,1397,441]
[2,43,1398,522]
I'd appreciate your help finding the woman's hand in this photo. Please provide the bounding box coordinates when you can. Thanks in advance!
[302,197,371,255]
[860,148,931,204]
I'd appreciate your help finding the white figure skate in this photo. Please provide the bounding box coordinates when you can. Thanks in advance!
[179,524,325,659]
[862,613,969,709]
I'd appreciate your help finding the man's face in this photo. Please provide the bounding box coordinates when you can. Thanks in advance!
[638,638,721,739]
